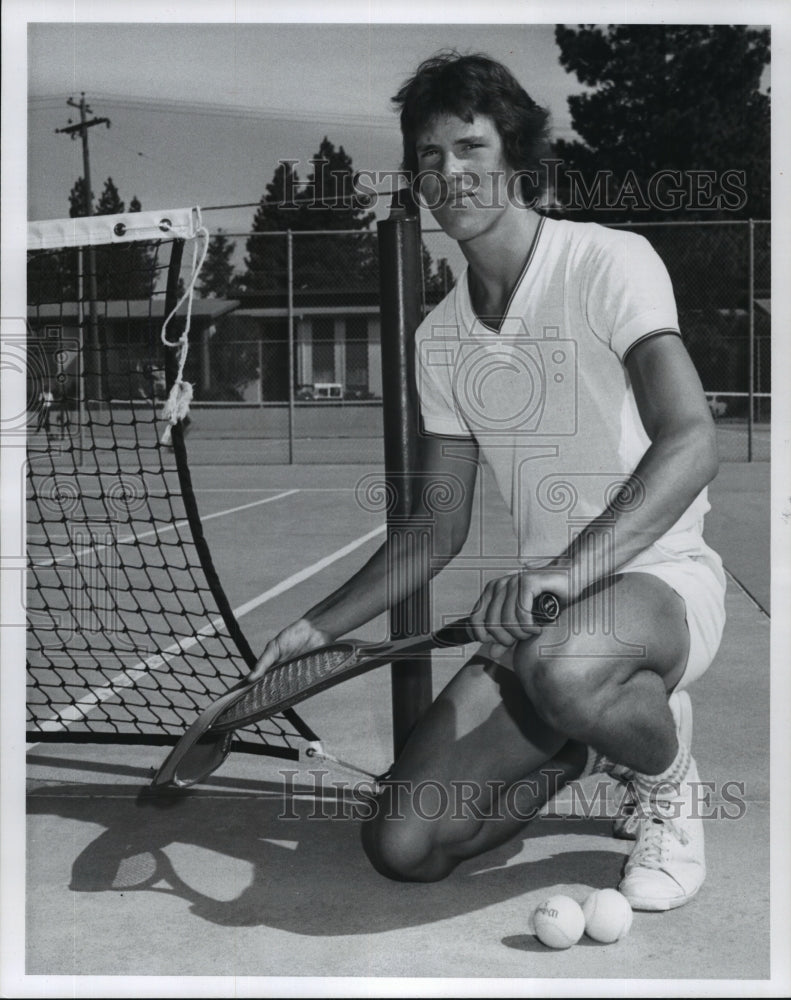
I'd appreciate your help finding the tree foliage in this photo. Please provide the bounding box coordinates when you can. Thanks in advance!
[552,25,770,221]
[197,229,240,299]
[422,245,455,306]
[240,137,457,304]
[241,138,378,294]
[31,177,157,306]
[69,177,92,218]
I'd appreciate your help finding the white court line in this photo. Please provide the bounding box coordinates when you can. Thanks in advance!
[195,487,368,493]
[32,489,300,567]
[37,522,386,732]
[723,566,769,617]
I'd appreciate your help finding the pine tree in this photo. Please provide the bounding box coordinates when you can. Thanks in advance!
[31,176,94,304]
[552,25,771,391]
[552,24,770,222]
[95,176,124,215]
[69,177,93,218]
[240,140,378,294]
[436,258,454,298]
[242,160,301,293]
[197,229,238,298]
[298,138,375,231]
[89,178,156,299]
[293,138,377,292]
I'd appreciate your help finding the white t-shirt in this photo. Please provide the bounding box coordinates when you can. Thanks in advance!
[415,215,712,568]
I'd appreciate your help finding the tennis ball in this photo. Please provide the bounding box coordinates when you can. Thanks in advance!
[582,888,633,943]
[532,894,586,950]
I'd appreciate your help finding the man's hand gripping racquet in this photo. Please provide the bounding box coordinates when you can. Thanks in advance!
[151,592,561,790]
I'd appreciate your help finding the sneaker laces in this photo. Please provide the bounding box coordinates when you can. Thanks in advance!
[630,804,690,869]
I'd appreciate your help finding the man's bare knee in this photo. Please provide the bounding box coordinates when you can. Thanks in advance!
[361,813,452,883]
[514,637,610,734]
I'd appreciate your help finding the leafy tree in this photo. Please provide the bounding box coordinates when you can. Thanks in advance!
[552,25,770,222]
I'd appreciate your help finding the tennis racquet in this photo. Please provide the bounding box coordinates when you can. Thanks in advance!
[151,592,561,790]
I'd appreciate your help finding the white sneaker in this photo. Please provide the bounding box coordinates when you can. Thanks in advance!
[618,754,706,911]
[612,690,693,840]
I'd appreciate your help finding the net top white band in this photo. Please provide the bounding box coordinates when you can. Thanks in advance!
[28,207,203,251]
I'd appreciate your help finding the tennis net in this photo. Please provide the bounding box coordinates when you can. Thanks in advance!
[25,209,316,759]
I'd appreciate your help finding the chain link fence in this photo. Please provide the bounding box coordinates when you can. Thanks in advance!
[611,220,771,461]
[177,219,769,464]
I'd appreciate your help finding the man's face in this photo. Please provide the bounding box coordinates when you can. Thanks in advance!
[414,113,516,242]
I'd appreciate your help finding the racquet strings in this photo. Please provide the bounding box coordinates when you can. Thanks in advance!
[213,644,358,730]
[170,732,234,783]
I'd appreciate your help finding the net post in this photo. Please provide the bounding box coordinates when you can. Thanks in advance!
[747,218,755,462]
[377,186,433,759]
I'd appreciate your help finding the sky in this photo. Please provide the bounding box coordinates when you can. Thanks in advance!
[25,20,590,238]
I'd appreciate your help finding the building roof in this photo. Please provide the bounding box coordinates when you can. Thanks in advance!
[231,305,379,318]
[28,299,239,321]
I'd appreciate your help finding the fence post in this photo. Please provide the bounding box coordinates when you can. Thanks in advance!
[287,229,295,464]
[748,219,755,463]
[257,340,263,405]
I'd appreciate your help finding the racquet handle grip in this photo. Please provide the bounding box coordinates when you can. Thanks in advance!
[435,591,561,646]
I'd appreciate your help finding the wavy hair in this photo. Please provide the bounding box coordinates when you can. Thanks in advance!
[392,51,552,202]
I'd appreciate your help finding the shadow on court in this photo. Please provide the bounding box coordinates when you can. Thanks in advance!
[28,784,625,935]
[22,462,772,981]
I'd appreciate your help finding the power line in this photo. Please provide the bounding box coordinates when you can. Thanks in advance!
[32,92,399,131]
[32,91,580,139]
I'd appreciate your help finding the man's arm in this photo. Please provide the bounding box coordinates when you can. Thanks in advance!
[557,332,718,593]
[469,333,718,647]
[251,432,479,676]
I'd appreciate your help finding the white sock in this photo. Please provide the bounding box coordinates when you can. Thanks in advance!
[579,746,635,782]
[632,740,691,802]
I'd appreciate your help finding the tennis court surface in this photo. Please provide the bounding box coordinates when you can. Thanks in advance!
[16,456,777,994]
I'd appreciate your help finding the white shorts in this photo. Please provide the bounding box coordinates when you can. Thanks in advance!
[483,541,727,691]
[620,540,727,690]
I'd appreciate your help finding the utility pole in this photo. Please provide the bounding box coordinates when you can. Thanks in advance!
[55,94,111,216]
[56,95,111,406]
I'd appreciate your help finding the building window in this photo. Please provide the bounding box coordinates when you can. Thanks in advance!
[345,316,368,390]
[312,316,335,384]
